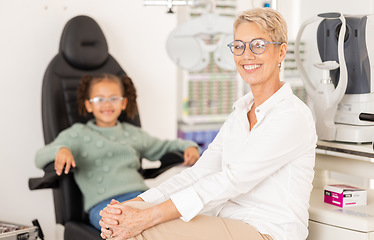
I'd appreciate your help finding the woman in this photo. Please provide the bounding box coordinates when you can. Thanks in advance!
[100,8,317,240]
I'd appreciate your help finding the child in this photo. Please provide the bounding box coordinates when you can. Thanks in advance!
[34,73,200,230]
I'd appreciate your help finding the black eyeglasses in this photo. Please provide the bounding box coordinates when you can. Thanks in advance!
[227,39,282,56]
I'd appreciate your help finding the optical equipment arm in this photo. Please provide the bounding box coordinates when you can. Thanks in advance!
[143,0,215,13]
[295,12,347,104]
[295,12,348,141]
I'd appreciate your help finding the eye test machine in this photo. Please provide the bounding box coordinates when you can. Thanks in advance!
[296,12,374,143]
[296,13,374,239]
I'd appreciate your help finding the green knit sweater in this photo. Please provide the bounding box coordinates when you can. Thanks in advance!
[35,119,198,211]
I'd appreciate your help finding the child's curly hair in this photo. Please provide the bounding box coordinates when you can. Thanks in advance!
[77,73,138,119]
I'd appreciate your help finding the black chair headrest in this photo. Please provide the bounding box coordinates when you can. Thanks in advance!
[59,15,109,70]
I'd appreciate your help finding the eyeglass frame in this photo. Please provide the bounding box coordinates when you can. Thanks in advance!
[227,38,282,56]
[88,96,124,105]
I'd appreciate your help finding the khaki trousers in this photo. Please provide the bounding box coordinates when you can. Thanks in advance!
[126,202,273,240]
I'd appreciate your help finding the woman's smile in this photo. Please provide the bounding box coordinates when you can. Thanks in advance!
[243,64,261,71]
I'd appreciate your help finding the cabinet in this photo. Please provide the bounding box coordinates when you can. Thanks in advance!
[308,140,374,239]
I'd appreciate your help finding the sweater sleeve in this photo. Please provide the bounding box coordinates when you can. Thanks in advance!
[137,128,199,161]
[34,125,82,169]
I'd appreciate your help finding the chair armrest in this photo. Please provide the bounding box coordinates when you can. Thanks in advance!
[29,162,59,190]
[30,151,184,186]
[140,151,184,179]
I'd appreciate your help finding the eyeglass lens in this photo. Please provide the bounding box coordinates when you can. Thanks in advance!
[90,96,123,105]
[229,39,267,55]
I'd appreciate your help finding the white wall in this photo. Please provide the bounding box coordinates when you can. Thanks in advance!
[0,1,177,239]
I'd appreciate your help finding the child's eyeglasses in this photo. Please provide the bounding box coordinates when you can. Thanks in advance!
[227,39,282,56]
[89,96,124,105]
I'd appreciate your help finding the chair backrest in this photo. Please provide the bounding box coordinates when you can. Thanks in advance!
[42,15,140,144]
[41,15,140,225]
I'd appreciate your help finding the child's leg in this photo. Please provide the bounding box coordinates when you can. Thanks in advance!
[89,191,143,230]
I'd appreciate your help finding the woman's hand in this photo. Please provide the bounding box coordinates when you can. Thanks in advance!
[99,202,154,239]
[55,147,76,175]
[99,199,181,239]
[183,146,200,166]
[109,197,144,206]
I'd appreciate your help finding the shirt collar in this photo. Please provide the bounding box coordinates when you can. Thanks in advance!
[232,82,293,121]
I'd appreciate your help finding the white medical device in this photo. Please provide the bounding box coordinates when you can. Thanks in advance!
[296,13,374,143]
[166,13,235,71]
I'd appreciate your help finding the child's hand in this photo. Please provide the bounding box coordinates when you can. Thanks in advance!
[183,147,200,166]
[55,147,76,175]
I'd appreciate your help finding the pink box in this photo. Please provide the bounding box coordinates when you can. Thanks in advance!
[324,184,367,208]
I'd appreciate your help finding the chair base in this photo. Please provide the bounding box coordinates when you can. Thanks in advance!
[64,221,101,240]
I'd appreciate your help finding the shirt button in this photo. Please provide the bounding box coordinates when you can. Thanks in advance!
[256,109,260,113]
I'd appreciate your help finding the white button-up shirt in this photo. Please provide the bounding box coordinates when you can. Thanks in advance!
[140,83,317,240]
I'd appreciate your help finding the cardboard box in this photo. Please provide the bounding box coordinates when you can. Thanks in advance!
[324,184,367,208]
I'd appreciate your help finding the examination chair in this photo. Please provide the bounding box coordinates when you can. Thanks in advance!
[28,15,184,240]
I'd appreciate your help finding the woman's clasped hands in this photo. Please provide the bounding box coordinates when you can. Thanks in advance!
[99,199,154,240]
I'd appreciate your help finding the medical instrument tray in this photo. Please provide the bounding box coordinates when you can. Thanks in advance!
[0,221,39,240]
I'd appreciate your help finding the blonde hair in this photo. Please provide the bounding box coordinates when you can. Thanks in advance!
[234,8,288,44]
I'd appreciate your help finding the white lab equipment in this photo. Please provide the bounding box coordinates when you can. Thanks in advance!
[146,0,235,71]
[296,13,374,143]
[143,0,210,13]
[295,12,348,142]
[166,13,236,71]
